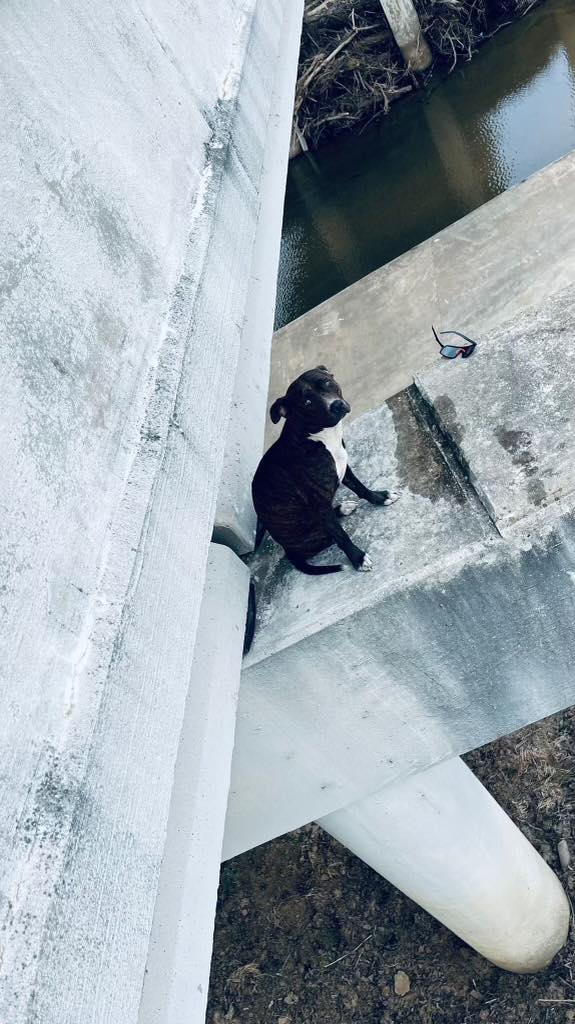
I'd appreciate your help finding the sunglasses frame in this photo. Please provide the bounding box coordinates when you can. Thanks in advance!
[432,325,477,359]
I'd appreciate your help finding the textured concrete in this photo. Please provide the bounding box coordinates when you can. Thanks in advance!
[224,286,575,858]
[321,758,569,972]
[415,288,575,534]
[138,545,249,1024]
[0,1,301,1020]
[269,149,575,443]
[215,0,304,555]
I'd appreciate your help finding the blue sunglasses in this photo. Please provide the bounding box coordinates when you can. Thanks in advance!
[432,325,477,359]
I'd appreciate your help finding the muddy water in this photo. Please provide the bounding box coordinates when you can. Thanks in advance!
[275,0,575,330]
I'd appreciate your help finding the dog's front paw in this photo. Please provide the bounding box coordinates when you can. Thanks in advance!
[370,490,399,506]
[383,491,399,506]
[357,553,373,572]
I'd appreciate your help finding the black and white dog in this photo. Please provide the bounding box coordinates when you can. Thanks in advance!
[252,366,398,575]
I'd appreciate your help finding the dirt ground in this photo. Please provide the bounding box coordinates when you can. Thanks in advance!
[207,709,575,1024]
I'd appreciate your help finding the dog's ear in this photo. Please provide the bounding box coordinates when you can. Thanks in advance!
[270,397,287,423]
[316,365,333,376]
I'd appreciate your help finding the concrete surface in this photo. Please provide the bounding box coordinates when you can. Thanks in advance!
[269,148,575,443]
[321,757,569,972]
[0,1,301,1020]
[215,0,304,555]
[138,545,249,1024]
[224,285,575,858]
[415,288,575,534]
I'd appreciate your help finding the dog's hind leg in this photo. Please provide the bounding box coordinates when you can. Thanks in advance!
[318,506,372,571]
[336,498,359,517]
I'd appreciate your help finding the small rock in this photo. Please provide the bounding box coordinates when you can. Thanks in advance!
[558,838,571,871]
[284,992,299,1006]
[277,1018,292,1024]
[394,970,411,996]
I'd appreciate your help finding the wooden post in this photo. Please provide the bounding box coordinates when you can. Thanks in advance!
[380,0,432,70]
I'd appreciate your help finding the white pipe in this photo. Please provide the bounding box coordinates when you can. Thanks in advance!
[380,0,432,70]
[319,757,569,973]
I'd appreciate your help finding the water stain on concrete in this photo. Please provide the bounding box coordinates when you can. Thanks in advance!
[494,426,547,507]
[432,395,465,447]
[388,390,465,504]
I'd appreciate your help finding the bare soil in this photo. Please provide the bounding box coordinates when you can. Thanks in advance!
[207,708,575,1024]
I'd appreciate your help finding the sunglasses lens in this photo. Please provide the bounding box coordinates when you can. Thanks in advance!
[440,346,460,359]
[461,345,475,358]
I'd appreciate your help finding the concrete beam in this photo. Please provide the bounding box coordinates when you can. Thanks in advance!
[380,0,432,70]
[215,0,304,555]
[138,545,249,1024]
[224,285,575,859]
[0,0,302,1018]
[320,758,569,973]
[270,149,575,438]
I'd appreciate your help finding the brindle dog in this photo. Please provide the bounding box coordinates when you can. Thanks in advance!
[252,366,398,575]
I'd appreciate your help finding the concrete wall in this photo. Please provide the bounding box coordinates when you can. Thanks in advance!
[0,1,301,1019]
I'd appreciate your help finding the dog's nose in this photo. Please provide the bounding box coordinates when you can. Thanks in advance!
[331,399,350,417]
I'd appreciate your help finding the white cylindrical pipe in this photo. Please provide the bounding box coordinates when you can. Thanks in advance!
[319,757,569,973]
[380,0,432,70]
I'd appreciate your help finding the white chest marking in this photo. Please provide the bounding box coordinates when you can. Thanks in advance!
[308,422,348,483]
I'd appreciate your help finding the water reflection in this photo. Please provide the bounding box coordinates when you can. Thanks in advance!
[276,0,575,329]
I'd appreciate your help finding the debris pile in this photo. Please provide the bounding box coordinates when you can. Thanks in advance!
[293,0,543,152]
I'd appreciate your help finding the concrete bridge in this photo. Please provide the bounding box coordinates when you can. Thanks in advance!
[0,1,574,1022]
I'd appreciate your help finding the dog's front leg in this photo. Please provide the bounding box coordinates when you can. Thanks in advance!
[318,506,372,571]
[343,465,398,507]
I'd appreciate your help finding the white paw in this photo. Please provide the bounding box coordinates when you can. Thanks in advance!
[339,498,359,517]
[358,553,373,572]
[383,491,400,506]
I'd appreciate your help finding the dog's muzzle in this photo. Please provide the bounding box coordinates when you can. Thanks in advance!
[330,399,351,419]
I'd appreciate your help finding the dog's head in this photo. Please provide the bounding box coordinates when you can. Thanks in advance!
[270,366,350,432]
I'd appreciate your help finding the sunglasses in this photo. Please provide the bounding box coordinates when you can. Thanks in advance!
[432,325,477,359]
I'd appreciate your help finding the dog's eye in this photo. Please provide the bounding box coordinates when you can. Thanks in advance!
[304,398,312,407]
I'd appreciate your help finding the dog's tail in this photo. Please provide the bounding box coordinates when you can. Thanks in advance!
[288,557,342,575]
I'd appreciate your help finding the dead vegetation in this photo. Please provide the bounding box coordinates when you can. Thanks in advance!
[294,0,545,151]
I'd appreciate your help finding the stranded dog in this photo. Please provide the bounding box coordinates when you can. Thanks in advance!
[252,366,398,575]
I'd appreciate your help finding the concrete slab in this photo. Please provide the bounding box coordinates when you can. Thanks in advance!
[416,286,575,533]
[269,149,575,442]
[224,287,575,857]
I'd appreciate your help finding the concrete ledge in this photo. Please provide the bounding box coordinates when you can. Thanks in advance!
[224,286,575,858]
